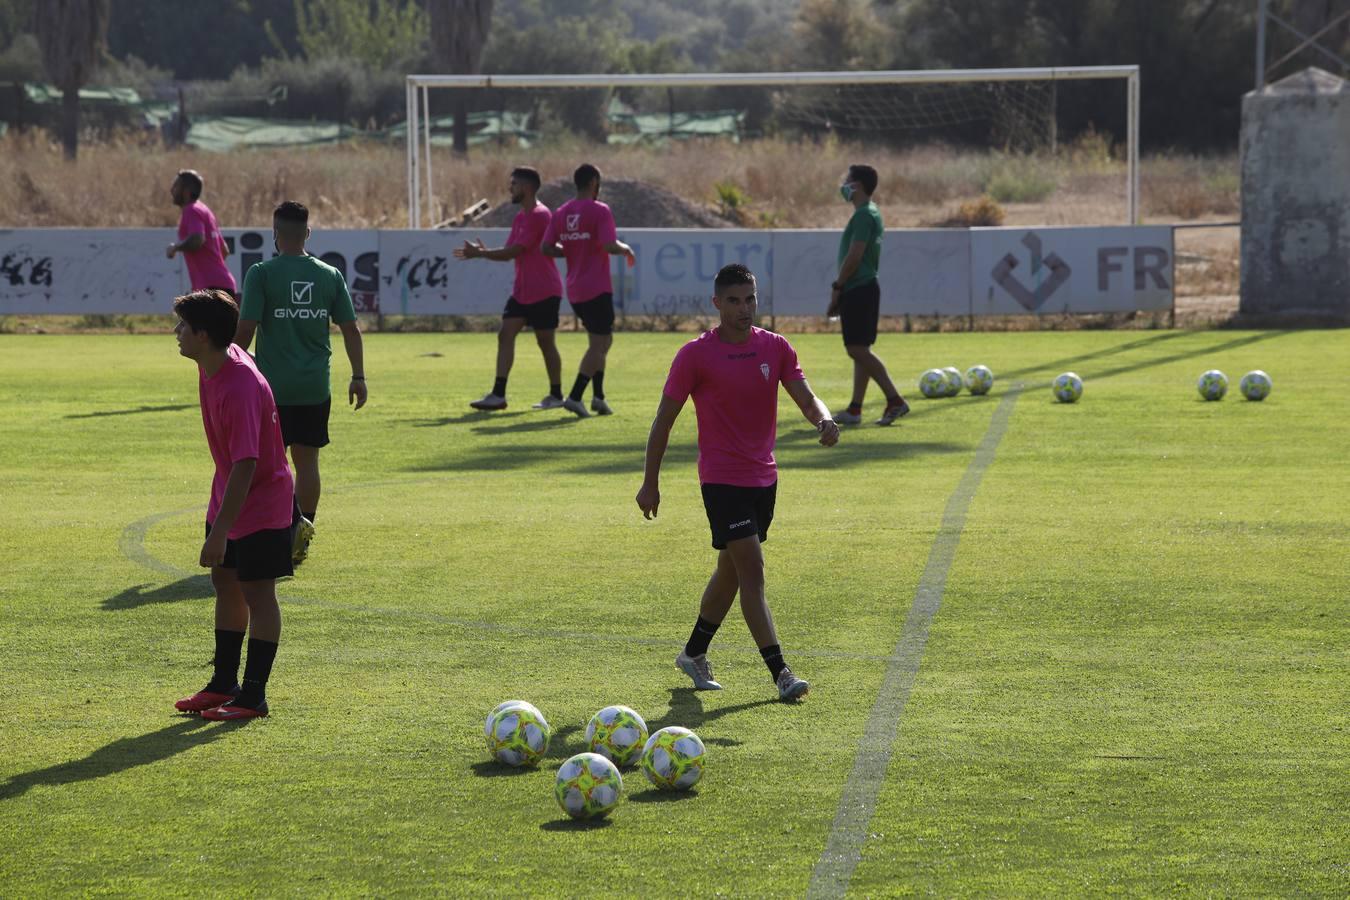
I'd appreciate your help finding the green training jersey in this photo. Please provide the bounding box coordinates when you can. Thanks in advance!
[837,201,883,292]
[240,253,356,406]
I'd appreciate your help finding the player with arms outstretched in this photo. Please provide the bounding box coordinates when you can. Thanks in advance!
[637,263,839,701]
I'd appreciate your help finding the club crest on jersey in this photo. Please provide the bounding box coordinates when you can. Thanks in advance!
[760,363,770,381]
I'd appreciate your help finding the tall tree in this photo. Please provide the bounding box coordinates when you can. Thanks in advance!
[34,0,110,159]
[428,0,495,155]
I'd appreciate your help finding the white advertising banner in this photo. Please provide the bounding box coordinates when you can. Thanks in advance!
[969,226,1174,315]
[0,228,186,314]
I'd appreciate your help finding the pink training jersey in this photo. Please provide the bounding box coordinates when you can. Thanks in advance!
[543,197,618,303]
[663,327,805,488]
[177,200,237,292]
[507,203,564,304]
[199,344,294,539]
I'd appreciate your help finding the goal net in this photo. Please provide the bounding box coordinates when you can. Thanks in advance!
[404,67,1139,228]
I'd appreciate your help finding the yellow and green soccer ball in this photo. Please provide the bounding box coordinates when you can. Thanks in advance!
[1240,370,1271,401]
[585,705,649,768]
[554,752,624,820]
[941,366,964,397]
[640,726,705,791]
[1197,369,1228,401]
[918,368,947,399]
[964,365,994,396]
[1053,372,1083,403]
[485,701,551,767]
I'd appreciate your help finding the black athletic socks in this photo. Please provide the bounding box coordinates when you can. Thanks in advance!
[568,374,591,403]
[207,629,246,692]
[684,615,722,658]
[492,377,508,397]
[760,644,787,679]
[592,370,605,399]
[235,638,278,707]
[550,383,563,400]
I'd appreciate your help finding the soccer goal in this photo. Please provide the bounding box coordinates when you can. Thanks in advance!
[404,66,1140,229]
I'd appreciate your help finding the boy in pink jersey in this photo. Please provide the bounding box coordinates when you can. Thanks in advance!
[172,289,294,721]
[542,163,635,418]
[637,264,840,701]
[455,166,566,411]
[167,170,237,296]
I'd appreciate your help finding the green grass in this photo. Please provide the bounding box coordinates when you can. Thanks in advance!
[1,329,1346,896]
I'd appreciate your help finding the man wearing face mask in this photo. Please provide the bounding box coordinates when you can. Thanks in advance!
[828,164,909,426]
[234,201,367,566]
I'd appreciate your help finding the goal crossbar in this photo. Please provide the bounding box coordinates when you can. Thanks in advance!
[405,66,1140,226]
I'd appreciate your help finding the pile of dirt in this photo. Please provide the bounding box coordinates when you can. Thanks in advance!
[476,178,735,229]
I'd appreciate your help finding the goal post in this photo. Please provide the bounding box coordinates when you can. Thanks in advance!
[405,66,1140,229]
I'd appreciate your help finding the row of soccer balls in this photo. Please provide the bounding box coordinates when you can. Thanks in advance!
[485,700,706,820]
[919,366,1274,403]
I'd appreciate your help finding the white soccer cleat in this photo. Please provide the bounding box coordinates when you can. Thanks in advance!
[532,395,565,410]
[776,668,809,701]
[561,397,590,418]
[675,652,722,690]
[590,398,613,415]
[470,392,507,411]
[833,409,863,425]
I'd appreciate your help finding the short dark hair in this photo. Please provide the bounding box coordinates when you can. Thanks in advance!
[511,166,542,190]
[847,164,878,196]
[176,169,203,200]
[714,263,756,294]
[173,289,238,350]
[573,163,601,191]
[273,200,309,227]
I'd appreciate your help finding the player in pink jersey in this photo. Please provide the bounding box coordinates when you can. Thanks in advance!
[542,163,635,418]
[172,289,294,721]
[167,169,237,296]
[637,264,840,701]
[455,166,567,412]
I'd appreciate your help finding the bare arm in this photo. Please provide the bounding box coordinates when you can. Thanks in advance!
[454,238,525,262]
[604,240,636,266]
[200,458,258,567]
[234,319,258,350]
[338,319,367,410]
[542,242,564,258]
[784,378,839,447]
[167,232,205,258]
[636,394,685,519]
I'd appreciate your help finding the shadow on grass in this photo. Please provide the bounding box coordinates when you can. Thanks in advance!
[65,404,196,420]
[102,575,213,611]
[644,687,778,741]
[469,760,536,778]
[0,718,250,801]
[628,787,700,804]
[409,410,529,428]
[539,816,615,832]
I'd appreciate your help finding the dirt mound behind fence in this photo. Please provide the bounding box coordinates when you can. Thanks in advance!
[477,178,735,229]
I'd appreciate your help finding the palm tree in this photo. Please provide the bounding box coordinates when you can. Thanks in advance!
[428,0,495,155]
[34,0,110,160]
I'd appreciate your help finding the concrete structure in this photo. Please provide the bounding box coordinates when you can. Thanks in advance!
[1240,67,1349,316]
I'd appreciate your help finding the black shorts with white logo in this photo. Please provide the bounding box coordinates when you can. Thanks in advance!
[571,293,615,336]
[839,279,881,346]
[504,296,561,331]
[700,481,777,550]
[205,521,294,582]
[277,396,331,448]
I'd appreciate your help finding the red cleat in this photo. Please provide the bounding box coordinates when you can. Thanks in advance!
[202,700,269,721]
[175,688,239,714]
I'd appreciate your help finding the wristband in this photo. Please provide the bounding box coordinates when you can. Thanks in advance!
[351,375,365,381]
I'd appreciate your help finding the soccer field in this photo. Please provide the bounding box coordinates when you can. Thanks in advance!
[1,329,1346,896]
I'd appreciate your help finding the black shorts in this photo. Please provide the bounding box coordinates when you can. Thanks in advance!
[701,482,777,550]
[277,397,331,448]
[504,296,561,331]
[205,521,294,582]
[839,280,881,346]
[570,293,615,336]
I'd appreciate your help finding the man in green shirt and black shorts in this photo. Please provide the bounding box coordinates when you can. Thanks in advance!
[235,201,367,563]
[828,164,909,426]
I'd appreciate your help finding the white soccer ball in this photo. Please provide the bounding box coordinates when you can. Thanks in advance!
[918,369,947,399]
[1239,370,1271,401]
[555,752,624,820]
[484,702,551,767]
[1053,372,1083,403]
[484,700,541,739]
[964,365,994,395]
[941,366,964,396]
[640,726,706,791]
[585,705,649,768]
[1197,369,1228,401]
